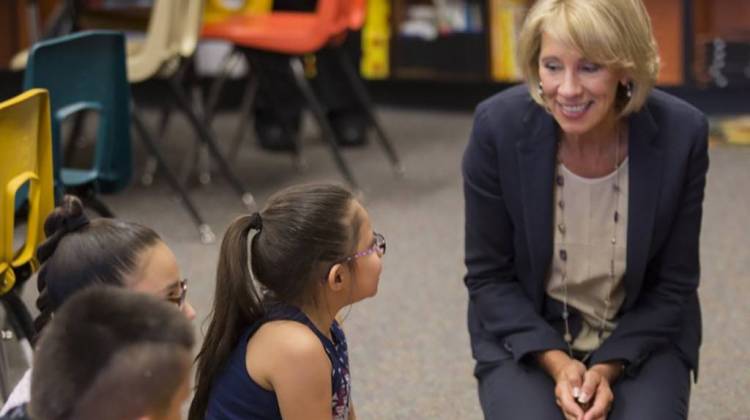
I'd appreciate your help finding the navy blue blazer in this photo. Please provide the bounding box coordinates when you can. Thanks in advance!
[462,85,708,378]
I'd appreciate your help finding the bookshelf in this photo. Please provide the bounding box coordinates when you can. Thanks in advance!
[389,0,488,81]
[691,0,750,89]
[362,0,750,91]
[0,1,28,68]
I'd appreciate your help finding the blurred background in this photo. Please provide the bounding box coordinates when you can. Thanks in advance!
[1,1,748,419]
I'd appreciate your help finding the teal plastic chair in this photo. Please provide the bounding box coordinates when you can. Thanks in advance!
[22,30,215,242]
[23,31,132,215]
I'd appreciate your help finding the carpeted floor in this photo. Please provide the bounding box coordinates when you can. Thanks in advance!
[10,103,750,419]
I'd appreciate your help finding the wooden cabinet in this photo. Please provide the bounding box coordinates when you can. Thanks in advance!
[0,1,30,69]
[0,0,65,70]
[643,0,684,85]
[694,0,750,38]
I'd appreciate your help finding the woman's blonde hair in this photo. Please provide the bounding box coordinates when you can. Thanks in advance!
[518,0,659,116]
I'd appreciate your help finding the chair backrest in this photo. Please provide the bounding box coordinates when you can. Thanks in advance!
[0,89,55,295]
[202,0,346,45]
[23,31,133,194]
[66,0,206,82]
[177,0,207,58]
[203,0,272,24]
[125,0,205,82]
[141,0,207,61]
[320,0,347,33]
[347,0,367,30]
[325,0,364,38]
[125,0,182,82]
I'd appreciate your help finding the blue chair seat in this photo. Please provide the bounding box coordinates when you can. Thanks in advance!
[61,168,99,187]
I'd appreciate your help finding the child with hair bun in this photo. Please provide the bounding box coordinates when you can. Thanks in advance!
[0,195,195,415]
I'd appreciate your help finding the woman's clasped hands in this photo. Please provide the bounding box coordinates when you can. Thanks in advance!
[541,350,619,420]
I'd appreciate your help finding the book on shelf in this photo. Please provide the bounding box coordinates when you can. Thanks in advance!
[489,0,528,82]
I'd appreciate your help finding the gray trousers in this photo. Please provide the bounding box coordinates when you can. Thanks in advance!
[476,347,691,420]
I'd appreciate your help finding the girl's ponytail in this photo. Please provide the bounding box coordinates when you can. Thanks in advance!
[189,213,265,420]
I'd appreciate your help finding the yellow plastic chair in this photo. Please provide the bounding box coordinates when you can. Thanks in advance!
[0,89,52,394]
[0,89,54,296]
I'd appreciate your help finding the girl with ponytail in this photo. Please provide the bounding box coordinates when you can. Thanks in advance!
[190,184,385,420]
[0,195,196,416]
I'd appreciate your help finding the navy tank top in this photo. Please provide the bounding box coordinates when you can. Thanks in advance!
[205,305,351,420]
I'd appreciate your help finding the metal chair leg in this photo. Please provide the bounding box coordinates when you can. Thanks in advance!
[288,57,359,192]
[66,183,115,218]
[0,332,10,400]
[334,48,405,177]
[0,290,34,400]
[189,84,213,186]
[166,78,256,211]
[141,61,194,186]
[244,52,306,171]
[201,48,244,177]
[44,0,77,38]
[132,109,216,244]
[63,111,86,166]
[2,290,35,349]
[229,72,259,162]
[80,190,115,218]
[191,51,245,186]
[141,101,174,186]
[203,48,243,126]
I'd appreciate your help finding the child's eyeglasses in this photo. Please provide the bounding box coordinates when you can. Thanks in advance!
[165,279,188,309]
[340,232,386,263]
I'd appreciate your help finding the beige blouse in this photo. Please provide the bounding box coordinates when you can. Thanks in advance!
[546,159,629,352]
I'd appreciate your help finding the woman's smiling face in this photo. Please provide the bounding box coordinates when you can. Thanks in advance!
[538,32,625,137]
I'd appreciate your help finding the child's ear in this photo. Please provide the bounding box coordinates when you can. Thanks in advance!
[326,263,347,292]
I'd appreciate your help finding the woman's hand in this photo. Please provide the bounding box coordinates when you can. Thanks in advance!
[578,369,612,420]
[578,363,621,420]
[536,350,587,420]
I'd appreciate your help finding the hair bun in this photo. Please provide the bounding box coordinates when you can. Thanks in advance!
[37,195,90,263]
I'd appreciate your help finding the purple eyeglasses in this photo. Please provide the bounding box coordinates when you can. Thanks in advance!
[340,232,386,263]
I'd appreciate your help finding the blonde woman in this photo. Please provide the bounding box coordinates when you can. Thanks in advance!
[462,1,707,419]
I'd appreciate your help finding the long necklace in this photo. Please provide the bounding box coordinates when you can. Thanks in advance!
[555,130,623,361]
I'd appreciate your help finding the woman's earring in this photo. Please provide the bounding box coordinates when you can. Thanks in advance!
[625,82,633,98]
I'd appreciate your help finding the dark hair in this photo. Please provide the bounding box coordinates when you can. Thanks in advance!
[34,195,162,336]
[189,183,361,420]
[29,286,195,420]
